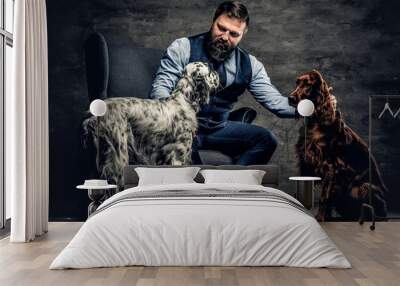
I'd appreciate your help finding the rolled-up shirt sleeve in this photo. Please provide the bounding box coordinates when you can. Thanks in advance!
[149,37,190,99]
[248,55,296,118]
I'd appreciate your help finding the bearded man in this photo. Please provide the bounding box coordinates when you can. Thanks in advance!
[150,1,298,165]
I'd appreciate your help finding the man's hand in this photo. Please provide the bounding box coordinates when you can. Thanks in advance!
[288,96,302,119]
[288,95,297,107]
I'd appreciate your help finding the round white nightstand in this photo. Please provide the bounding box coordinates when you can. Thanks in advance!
[289,176,321,210]
[76,184,117,216]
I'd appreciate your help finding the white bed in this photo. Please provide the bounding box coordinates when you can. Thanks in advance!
[50,182,351,269]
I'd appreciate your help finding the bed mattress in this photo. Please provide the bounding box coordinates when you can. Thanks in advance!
[50,183,351,269]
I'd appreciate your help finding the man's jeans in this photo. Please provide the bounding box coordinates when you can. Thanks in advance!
[192,121,278,165]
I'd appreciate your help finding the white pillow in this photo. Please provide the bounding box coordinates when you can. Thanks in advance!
[200,169,266,185]
[135,167,200,186]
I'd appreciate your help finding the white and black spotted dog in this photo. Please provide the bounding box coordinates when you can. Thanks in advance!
[82,62,219,187]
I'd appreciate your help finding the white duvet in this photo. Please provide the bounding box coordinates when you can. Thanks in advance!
[50,183,351,269]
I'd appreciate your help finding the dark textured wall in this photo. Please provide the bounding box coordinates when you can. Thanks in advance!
[47,0,400,220]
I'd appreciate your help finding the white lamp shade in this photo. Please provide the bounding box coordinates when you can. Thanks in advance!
[89,99,107,116]
[297,99,315,117]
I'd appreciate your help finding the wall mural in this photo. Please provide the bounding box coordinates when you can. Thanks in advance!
[47,0,400,221]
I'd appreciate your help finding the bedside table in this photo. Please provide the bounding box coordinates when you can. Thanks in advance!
[289,176,321,210]
[76,184,117,216]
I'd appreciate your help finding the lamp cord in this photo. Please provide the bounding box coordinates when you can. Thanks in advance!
[304,117,307,163]
[96,116,99,173]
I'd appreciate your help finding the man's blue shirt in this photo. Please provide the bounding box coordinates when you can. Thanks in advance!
[149,37,296,118]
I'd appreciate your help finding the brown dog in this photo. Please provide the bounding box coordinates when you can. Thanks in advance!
[289,70,387,221]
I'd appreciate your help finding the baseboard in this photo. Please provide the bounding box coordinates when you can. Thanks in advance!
[49,217,86,222]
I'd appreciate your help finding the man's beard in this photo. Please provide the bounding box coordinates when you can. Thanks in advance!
[205,33,235,63]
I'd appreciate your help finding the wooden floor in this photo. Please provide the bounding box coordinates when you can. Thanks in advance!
[0,222,399,286]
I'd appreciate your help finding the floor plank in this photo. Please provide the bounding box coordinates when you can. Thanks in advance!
[0,222,399,286]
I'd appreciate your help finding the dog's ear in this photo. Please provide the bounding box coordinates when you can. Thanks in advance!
[186,78,210,113]
[312,69,333,98]
[310,70,337,121]
[312,69,325,86]
[194,79,210,105]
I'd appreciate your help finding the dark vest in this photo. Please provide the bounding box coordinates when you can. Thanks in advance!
[188,33,252,130]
